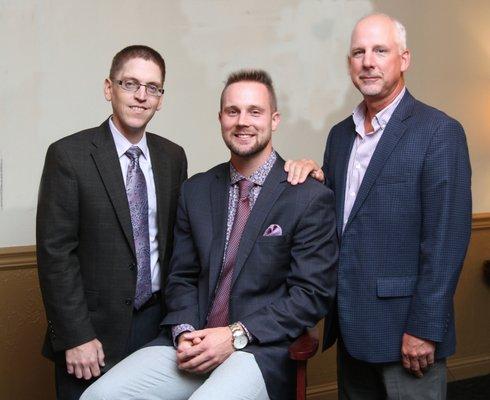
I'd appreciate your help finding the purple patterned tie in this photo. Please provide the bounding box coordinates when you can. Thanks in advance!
[125,146,152,310]
[207,179,254,327]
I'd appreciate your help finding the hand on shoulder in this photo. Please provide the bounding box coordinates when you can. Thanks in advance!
[284,159,324,185]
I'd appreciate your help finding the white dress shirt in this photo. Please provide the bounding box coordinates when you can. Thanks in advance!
[109,118,161,292]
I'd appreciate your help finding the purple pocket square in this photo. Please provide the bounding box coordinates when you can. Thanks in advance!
[263,224,282,236]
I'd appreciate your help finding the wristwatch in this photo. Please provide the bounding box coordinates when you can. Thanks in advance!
[229,322,248,350]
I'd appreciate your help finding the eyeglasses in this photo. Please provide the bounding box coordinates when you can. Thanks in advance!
[114,79,164,97]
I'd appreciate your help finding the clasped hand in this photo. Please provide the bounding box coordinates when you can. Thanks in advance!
[177,327,234,374]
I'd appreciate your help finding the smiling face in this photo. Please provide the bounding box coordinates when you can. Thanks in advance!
[219,81,280,169]
[349,15,410,108]
[104,57,163,142]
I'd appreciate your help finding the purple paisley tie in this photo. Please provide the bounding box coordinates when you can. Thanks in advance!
[125,146,152,310]
[207,178,254,327]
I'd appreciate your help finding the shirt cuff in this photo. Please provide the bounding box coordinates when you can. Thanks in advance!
[171,324,195,347]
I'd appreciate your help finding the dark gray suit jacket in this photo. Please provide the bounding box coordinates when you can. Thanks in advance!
[154,156,338,400]
[36,119,187,369]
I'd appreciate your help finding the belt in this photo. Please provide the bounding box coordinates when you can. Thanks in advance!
[136,291,162,312]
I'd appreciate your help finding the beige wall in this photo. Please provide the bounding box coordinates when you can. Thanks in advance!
[375,0,490,215]
[1,0,490,246]
[1,215,489,399]
[1,1,489,395]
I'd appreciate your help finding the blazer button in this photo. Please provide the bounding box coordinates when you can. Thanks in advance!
[129,262,136,271]
[125,298,132,306]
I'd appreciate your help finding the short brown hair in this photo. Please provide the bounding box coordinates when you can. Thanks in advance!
[109,45,166,84]
[220,69,277,111]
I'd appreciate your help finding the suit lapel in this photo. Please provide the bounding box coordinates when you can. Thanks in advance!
[208,164,230,299]
[334,122,356,237]
[147,133,172,262]
[231,157,287,288]
[90,120,135,255]
[344,91,415,231]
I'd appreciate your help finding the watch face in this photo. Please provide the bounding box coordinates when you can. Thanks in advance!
[234,334,248,349]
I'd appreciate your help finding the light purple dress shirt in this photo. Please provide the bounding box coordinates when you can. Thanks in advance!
[343,87,406,232]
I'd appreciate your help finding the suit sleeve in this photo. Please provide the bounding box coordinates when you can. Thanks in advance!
[322,127,335,190]
[36,143,96,352]
[405,118,472,342]
[179,147,188,184]
[161,182,201,328]
[241,187,338,344]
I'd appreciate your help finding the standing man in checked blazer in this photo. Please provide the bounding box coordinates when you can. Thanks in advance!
[37,45,187,399]
[285,13,472,399]
[81,69,338,400]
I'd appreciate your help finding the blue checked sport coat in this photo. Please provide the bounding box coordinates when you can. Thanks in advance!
[321,90,472,363]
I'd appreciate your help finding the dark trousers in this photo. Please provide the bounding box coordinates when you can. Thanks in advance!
[55,300,162,400]
[337,339,447,400]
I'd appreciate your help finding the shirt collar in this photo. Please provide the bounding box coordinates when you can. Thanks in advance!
[229,150,277,186]
[352,86,406,136]
[109,117,150,160]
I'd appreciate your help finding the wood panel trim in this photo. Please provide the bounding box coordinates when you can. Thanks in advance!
[472,212,490,230]
[447,353,490,381]
[0,212,488,271]
[306,353,490,399]
[307,380,337,397]
[0,245,36,270]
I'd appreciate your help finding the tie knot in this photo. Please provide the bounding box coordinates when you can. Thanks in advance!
[238,179,254,199]
[125,146,143,161]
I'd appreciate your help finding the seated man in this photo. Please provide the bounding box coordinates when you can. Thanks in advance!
[81,69,338,400]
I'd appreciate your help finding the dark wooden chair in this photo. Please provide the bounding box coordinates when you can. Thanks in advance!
[288,327,319,400]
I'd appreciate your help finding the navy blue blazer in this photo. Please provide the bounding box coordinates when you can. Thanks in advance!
[155,156,338,400]
[322,90,472,363]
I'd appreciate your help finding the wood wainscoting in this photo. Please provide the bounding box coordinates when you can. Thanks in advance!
[305,213,490,399]
[1,214,489,399]
[0,245,54,400]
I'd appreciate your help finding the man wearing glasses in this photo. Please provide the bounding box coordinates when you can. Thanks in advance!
[37,45,187,400]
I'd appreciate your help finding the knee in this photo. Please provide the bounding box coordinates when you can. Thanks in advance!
[80,381,112,400]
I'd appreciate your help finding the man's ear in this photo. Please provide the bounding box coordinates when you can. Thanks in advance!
[156,94,164,111]
[400,49,411,73]
[271,111,281,132]
[104,78,112,101]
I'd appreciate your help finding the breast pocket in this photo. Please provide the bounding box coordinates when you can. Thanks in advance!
[376,174,408,186]
[255,234,291,245]
[252,235,292,276]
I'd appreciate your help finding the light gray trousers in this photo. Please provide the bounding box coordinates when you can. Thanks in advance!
[338,341,447,400]
[80,345,270,400]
